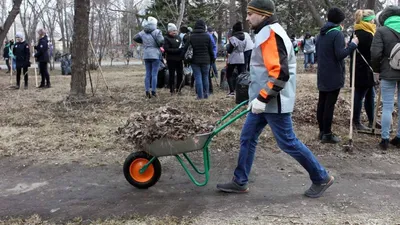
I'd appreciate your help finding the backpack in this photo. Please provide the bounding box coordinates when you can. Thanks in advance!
[184,36,193,63]
[387,28,400,70]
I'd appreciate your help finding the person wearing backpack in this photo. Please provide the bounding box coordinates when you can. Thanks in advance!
[371,6,400,150]
[133,16,164,98]
[316,7,358,144]
[226,21,247,96]
[351,9,377,131]
[182,19,215,99]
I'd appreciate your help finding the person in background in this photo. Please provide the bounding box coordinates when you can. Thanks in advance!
[217,0,334,198]
[179,25,188,46]
[226,21,246,96]
[35,28,51,88]
[316,7,358,144]
[351,9,378,131]
[133,16,164,98]
[301,32,316,70]
[182,19,214,99]
[371,6,400,150]
[164,23,184,95]
[13,32,30,89]
[290,34,299,56]
[3,41,11,73]
[208,26,218,94]
[243,31,254,71]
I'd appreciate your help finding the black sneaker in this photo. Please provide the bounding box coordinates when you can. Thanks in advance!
[24,84,28,90]
[321,133,341,144]
[390,137,400,148]
[318,132,323,140]
[151,91,157,97]
[354,123,370,131]
[217,180,249,193]
[46,83,51,88]
[145,91,151,99]
[38,84,45,88]
[379,139,389,150]
[304,175,335,198]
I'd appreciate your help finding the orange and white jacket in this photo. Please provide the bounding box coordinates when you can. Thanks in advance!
[249,22,297,113]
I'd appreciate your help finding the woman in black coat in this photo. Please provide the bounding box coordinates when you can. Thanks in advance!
[13,32,30,89]
[352,9,377,130]
[35,28,51,88]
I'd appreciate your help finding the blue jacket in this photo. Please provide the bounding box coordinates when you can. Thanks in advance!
[316,22,357,92]
[208,33,217,58]
[34,35,50,63]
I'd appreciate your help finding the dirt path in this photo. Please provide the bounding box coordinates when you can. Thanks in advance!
[1,150,400,224]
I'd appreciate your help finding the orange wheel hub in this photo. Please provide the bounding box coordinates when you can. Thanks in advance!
[129,158,155,183]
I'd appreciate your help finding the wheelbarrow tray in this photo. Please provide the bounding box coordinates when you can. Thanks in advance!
[145,132,212,157]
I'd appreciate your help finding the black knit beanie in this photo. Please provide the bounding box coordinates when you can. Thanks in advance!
[195,19,206,30]
[327,7,345,24]
[247,0,275,17]
[232,22,243,32]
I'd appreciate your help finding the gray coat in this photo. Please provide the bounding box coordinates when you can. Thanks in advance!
[371,22,400,81]
[228,36,246,64]
[133,24,164,60]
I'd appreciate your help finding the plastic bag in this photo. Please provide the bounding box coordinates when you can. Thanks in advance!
[235,72,251,104]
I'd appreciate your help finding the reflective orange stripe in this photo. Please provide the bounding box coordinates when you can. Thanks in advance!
[260,89,268,98]
[260,30,281,79]
[267,82,273,89]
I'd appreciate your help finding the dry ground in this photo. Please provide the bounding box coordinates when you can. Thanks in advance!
[0,62,400,224]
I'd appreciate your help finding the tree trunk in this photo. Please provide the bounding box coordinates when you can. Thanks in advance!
[240,0,249,32]
[229,0,236,28]
[57,0,66,52]
[305,0,324,27]
[64,2,71,50]
[0,0,23,45]
[366,0,376,10]
[70,0,90,99]
[176,0,185,29]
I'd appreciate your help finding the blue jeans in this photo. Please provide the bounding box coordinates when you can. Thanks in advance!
[12,58,16,71]
[144,59,161,92]
[381,80,400,139]
[304,53,314,69]
[211,62,218,78]
[353,87,375,124]
[234,112,329,185]
[191,64,210,99]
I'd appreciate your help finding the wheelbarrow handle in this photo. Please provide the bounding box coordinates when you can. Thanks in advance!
[212,100,250,137]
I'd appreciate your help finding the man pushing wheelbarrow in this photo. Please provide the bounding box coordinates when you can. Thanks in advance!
[216,0,334,198]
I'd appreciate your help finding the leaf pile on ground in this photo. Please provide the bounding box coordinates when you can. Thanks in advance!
[117,106,214,149]
[292,94,351,126]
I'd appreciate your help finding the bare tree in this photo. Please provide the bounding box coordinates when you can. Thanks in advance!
[56,0,66,52]
[70,0,91,99]
[41,0,58,70]
[366,0,376,9]
[305,0,324,27]
[20,0,52,44]
[0,0,23,44]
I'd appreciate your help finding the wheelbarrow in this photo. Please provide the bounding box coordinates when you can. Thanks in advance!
[123,100,250,189]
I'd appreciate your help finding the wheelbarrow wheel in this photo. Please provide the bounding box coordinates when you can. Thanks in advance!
[123,151,161,189]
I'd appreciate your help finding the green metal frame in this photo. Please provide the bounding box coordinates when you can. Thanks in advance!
[140,100,250,186]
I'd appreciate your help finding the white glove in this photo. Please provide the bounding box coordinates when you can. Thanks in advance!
[248,98,266,114]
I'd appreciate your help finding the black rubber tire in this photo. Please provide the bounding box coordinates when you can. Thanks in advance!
[123,151,162,189]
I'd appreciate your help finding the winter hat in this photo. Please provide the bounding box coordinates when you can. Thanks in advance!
[327,7,345,24]
[207,27,213,32]
[232,22,243,32]
[15,32,24,39]
[194,20,206,30]
[188,27,193,32]
[168,23,177,32]
[147,16,158,26]
[247,0,275,17]
[180,25,188,33]
[379,5,400,26]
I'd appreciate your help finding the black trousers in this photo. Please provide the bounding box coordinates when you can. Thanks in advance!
[317,89,341,134]
[5,59,10,72]
[16,66,28,86]
[244,50,252,71]
[39,62,50,85]
[167,60,183,93]
[226,64,245,93]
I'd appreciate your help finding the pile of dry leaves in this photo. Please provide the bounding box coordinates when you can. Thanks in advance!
[117,107,214,149]
[292,94,351,126]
